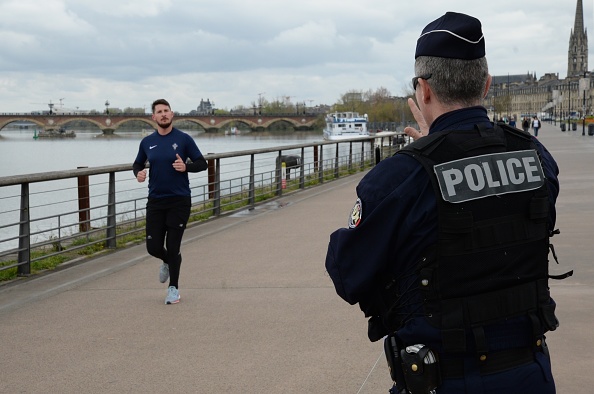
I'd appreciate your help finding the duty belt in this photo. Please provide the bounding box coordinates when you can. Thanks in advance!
[440,347,535,379]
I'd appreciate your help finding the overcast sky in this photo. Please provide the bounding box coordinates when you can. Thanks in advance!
[0,0,592,114]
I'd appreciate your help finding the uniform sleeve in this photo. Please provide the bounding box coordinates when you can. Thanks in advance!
[325,155,436,305]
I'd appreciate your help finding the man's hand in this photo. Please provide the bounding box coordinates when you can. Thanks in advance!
[173,154,186,172]
[136,169,147,183]
[403,98,429,141]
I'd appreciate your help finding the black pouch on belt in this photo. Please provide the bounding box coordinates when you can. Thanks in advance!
[400,344,441,394]
[384,334,409,393]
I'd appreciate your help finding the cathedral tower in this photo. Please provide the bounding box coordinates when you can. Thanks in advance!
[568,0,588,78]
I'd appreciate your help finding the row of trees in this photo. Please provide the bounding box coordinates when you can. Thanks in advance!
[333,87,417,124]
[222,86,418,125]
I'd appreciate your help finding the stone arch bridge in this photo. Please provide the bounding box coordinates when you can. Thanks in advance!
[0,113,319,134]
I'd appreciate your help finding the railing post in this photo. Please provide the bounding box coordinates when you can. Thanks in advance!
[17,183,31,276]
[276,151,283,196]
[106,172,117,248]
[248,154,255,207]
[334,143,339,178]
[374,144,381,165]
[318,145,324,184]
[213,158,221,216]
[207,155,216,199]
[299,147,305,189]
[360,142,365,170]
[348,143,353,171]
[77,167,91,232]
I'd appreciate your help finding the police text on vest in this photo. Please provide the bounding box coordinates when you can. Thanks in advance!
[433,150,545,203]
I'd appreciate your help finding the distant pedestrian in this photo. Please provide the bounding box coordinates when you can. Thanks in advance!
[509,116,516,127]
[522,117,530,133]
[133,99,208,304]
[533,115,541,137]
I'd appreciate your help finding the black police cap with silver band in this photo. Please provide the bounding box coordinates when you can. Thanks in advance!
[415,12,485,60]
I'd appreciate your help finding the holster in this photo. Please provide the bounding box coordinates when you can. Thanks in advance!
[399,344,441,394]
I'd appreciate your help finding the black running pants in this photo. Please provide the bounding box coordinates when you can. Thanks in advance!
[145,196,191,288]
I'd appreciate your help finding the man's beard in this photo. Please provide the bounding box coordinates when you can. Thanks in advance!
[157,119,172,129]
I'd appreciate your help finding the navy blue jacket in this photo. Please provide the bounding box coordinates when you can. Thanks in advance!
[325,106,559,342]
[325,106,560,392]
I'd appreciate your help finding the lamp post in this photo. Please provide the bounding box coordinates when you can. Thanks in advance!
[105,100,110,115]
[567,81,571,131]
[583,84,586,136]
[559,84,565,131]
[581,72,589,136]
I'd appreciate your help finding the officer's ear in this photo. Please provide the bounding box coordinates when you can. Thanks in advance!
[419,78,433,105]
[483,75,492,98]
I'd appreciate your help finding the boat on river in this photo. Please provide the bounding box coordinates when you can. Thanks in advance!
[37,127,76,138]
[323,112,369,141]
[225,126,240,135]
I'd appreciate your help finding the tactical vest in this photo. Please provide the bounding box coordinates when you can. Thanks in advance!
[397,124,561,354]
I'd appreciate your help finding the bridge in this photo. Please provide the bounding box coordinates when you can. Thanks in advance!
[0,113,320,134]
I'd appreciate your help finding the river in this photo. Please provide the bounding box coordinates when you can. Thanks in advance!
[0,128,325,178]
[0,127,330,252]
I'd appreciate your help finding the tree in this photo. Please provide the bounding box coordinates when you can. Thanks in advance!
[332,87,418,125]
[493,94,512,119]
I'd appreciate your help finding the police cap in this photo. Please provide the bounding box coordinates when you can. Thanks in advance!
[415,12,485,60]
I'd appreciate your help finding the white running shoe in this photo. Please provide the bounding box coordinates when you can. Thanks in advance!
[165,286,180,304]
[159,262,169,283]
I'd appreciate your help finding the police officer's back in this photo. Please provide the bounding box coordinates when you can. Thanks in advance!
[325,12,566,394]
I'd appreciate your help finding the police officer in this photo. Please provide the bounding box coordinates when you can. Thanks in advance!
[325,12,564,394]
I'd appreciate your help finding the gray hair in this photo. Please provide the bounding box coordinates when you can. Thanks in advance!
[415,56,489,107]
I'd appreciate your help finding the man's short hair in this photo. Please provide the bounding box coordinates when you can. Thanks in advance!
[152,99,171,113]
[415,56,489,107]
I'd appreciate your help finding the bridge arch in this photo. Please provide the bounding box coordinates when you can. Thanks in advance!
[0,113,319,134]
[215,119,257,131]
[259,117,317,130]
[56,117,105,131]
[111,117,157,131]
[0,117,45,132]
[172,118,210,131]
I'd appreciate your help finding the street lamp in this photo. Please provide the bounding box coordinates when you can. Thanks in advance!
[559,95,569,131]
[581,72,589,136]
[105,100,110,115]
[567,81,571,131]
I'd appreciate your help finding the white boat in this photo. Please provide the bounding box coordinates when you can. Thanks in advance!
[323,112,369,140]
[225,126,240,135]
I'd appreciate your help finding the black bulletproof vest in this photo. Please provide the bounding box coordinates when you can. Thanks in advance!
[398,124,556,354]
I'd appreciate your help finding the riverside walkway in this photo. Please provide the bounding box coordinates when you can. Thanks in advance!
[1,122,593,393]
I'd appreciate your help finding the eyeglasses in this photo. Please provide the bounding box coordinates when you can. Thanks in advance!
[412,73,432,90]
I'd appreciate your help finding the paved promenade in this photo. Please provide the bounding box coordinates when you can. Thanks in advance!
[1,122,593,393]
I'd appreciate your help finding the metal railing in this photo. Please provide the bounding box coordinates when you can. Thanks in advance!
[0,132,407,278]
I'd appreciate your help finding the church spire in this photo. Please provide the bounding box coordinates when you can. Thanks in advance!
[574,0,584,34]
[568,0,588,78]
